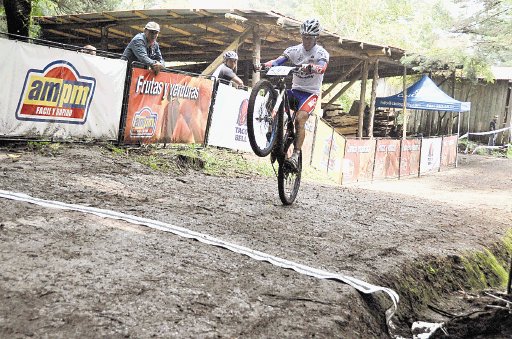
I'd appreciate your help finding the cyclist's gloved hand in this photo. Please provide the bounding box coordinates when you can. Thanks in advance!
[263,61,273,69]
[300,64,313,74]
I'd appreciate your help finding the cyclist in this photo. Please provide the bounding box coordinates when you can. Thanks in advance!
[260,18,329,169]
[213,51,244,87]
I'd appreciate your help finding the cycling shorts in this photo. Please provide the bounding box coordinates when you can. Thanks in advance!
[287,89,318,115]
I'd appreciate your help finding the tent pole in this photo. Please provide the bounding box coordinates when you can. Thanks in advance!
[402,66,407,139]
[456,111,461,168]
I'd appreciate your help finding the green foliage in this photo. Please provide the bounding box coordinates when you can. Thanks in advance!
[27,141,62,156]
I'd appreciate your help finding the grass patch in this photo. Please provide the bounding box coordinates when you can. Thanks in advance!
[27,141,62,156]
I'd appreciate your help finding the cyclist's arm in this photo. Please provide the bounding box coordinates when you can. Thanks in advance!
[263,55,289,68]
[231,75,244,87]
[311,59,328,74]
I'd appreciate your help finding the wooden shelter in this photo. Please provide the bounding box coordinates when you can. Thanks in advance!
[34,8,412,137]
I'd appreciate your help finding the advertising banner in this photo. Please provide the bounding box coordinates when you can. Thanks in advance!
[441,135,458,168]
[400,139,421,177]
[420,137,442,174]
[302,114,317,166]
[0,38,126,140]
[342,139,376,184]
[207,83,252,152]
[310,119,334,173]
[123,68,214,144]
[327,131,346,184]
[373,139,401,179]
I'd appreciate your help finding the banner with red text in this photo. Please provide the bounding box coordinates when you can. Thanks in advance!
[342,139,376,184]
[399,139,421,177]
[373,139,401,179]
[0,38,126,140]
[123,68,214,144]
[441,135,458,168]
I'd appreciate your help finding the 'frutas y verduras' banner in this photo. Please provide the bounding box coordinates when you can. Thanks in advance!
[0,38,126,140]
[123,67,214,145]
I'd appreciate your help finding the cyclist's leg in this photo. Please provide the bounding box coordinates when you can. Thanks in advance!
[286,90,318,168]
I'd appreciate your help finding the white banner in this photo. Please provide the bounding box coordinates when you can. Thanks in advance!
[207,83,258,153]
[420,137,442,174]
[0,38,127,140]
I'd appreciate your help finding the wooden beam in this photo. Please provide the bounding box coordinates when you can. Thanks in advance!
[322,61,362,97]
[201,26,254,76]
[322,72,361,107]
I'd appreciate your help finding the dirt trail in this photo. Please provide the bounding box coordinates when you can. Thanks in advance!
[0,143,511,338]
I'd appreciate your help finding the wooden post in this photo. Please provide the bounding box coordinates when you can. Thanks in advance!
[252,25,261,86]
[449,71,456,135]
[402,66,408,139]
[357,60,369,138]
[101,26,108,51]
[368,59,379,139]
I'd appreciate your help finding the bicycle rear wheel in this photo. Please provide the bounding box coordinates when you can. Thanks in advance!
[278,127,302,205]
[247,79,279,157]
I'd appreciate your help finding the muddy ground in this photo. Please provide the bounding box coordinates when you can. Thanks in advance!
[0,142,511,338]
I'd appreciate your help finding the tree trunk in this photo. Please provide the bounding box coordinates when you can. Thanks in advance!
[4,0,32,39]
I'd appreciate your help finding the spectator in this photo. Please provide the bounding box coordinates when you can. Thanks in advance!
[212,51,244,87]
[488,115,498,149]
[81,45,96,55]
[121,21,165,75]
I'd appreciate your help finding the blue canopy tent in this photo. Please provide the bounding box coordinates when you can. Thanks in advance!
[376,74,470,136]
[375,74,471,167]
[376,75,470,112]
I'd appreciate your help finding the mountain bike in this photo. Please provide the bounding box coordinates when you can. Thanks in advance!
[247,65,302,205]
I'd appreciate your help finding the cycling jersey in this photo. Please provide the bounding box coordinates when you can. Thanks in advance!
[283,44,329,94]
[212,63,237,82]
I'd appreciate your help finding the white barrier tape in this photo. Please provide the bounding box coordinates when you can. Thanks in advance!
[0,189,399,329]
[466,126,512,136]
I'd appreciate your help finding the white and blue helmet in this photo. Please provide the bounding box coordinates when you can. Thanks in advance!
[223,50,239,61]
[300,18,321,36]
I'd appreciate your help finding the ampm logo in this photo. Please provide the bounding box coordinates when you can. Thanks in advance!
[15,60,96,124]
[130,107,158,138]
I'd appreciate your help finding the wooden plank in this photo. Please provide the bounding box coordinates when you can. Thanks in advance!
[357,60,369,138]
[322,61,361,97]
[201,27,254,76]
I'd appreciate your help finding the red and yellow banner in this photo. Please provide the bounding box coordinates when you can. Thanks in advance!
[123,68,214,144]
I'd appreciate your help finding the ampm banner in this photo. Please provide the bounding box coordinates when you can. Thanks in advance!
[123,68,214,145]
[16,60,95,124]
[0,38,126,140]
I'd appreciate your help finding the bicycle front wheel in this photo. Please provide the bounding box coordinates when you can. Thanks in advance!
[247,79,279,157]
[278,134,302,205]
